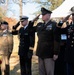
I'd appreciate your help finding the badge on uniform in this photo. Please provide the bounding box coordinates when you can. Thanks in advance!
[61,34,67,40]
[46,24,52,31]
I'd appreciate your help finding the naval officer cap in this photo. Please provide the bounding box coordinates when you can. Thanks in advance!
[41,7,52,15]
[20,16,29,21]
[1,21,8,25]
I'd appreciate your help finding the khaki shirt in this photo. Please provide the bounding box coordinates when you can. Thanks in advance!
[0,30,13,56]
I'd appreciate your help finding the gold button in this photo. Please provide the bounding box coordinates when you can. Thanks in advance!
[72,41,74,43]
[68,35,70,38]
[73,37,74,39]
[71,45,73,47]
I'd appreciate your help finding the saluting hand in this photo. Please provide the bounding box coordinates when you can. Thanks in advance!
[13,21,20,29]
[33,14,40,22]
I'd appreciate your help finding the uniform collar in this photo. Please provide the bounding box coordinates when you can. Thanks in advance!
[24,25,28,29]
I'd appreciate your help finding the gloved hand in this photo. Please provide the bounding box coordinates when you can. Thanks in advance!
[13,21,20,29]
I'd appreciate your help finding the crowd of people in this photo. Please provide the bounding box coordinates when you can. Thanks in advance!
[0,6,74,75]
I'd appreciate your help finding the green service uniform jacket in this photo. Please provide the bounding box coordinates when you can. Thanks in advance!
[35,20,60,59]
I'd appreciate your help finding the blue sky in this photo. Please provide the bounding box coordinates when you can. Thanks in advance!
[0,0,50,20]
[4,0,40,20]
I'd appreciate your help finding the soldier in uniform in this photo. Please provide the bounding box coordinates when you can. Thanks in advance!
[34,7,60,75]
[58,6,74,75]
[54,20,67,75]
[12,16,37,75]
[0,21,13,75]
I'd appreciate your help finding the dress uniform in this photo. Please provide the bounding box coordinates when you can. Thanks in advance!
[54,21,67,75]
[0,21,13,75]
[64,22,74,75]
[58,6,74,75]
[12,16,35,75]
[35,7,60,75]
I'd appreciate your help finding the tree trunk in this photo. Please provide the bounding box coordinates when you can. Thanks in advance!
[19,0,22,16]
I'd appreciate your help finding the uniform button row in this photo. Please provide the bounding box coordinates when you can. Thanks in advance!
[71,45,74,47]
[72,41,74,43]
[73,37,74,39]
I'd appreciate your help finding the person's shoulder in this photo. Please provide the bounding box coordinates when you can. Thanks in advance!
[18,27,23,32]
[50,20,57,28]
[51,20,57,24]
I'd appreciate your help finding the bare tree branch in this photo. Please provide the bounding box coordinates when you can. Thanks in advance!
[0,0,5,4]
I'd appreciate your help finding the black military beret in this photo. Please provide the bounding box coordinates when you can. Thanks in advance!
[70,6,74,14]
[41,7,52,15]
[20,16,29,21]
[1,21,8,25]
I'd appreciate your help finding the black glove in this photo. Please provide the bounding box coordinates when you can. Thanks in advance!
[13,21,20,29]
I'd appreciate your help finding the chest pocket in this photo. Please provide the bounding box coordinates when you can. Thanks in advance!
[43,24,54,39]
[46,24,53,31]
[18,28,29,38]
